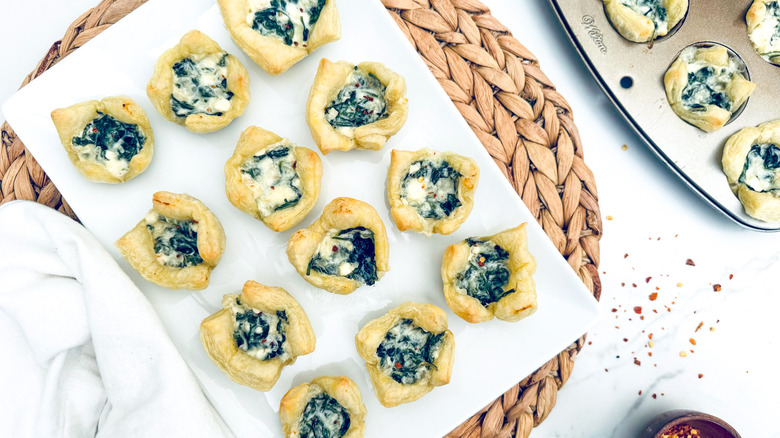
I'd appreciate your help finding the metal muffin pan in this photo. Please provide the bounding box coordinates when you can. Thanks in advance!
[548,0,780,231]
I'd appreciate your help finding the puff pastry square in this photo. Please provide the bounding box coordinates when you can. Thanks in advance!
[217,0,340,75]
[664,45,756,132]
[200,281,316,391]
[50,96,153,183]
[722,119,780,222]
[387,148,479,236]
[279,376,366,438]
[146,30,250,133]
[441,224,537,323]
[225,126,322,232]
[603,0,688,43]
[354,302,454,408]
[306,59,409,154]
[115,191,225,290]
[287,197,390,295]
[747,1,780,66]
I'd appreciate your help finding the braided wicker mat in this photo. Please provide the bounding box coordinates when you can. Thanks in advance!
[0,0,602,436]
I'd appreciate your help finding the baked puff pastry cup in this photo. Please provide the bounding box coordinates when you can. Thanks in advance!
[306,59,409,154]
[225,126,322,232]
[354,302,454,408]
[146,30,250,133]
[747,1,780,66]
[200,281,316,391]
[287,197,390,295]
[217,0,340,75]
[441,224,537,323]
[664,45,756,133]
[387,148,479,236]
[722,119,780,222]
[603,0,688,43]
[279,376,366,438]
[115,191,225,290]
[50,96,153,183]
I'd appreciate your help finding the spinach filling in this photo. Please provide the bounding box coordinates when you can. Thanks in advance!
[249,0,326,47]
[376,319,444,385]
[171,53,233,117]
[307,227,378,285]
[146,214,203,268]
[401,159,462,219]
[767,2,780,47]
[71,112,145,164]
[456,238,514,307]
[233,299,288,361]
[681,66,732,112]
[325,68,388,129]
[240,145,302,216]
[739,143,780,193]
[621,0,668,33]
[298,392,350,438]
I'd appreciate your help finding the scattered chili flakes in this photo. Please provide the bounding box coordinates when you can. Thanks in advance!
[621,282,626,287]
[729,274,734,280]
[649,292,658,301]
[713,284,722,292]
[612,308,618,313]
[652,393,657,399]
[662,423,701,438]
[698,374,703,379]
[648,333,654,339]
[632,283,637,288]
[634,358,641,366]
[695,322,703,332]
[685,258,695,266]
[624,253,629,258]
[645,277,652,283]
[689,338,697,345]
[638,390,642,395]
[633,306,642,314]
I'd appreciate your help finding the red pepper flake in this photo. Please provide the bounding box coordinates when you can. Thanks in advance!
[624,253,629,258]
[638,390,642,395]
[686,258,695,266]
[271,186,275,190]
[648,352,653,356]
[713,284,722,292]
[293,161,297,170]
[695,322,703,332]
[729,274,734,280]
[394,362,401,369]
[634,358,641,366]
[649,292,658,301]
[689,338,696,345]
[332,245,338,252]
[652,394,657,399]
[92,128,99,133]
[623,338,628,342]
[648,333,653,339]
[633,306,642,314]
[605,368,609,372]
[355,83,360,88]
[640,316,645,320]
[611,308,618,313]
[364,96,374,101]
[645,277,652,283]
[698,373,703,379]
[632,283,637,288]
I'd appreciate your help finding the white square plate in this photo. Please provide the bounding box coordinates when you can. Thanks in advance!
[2,0,600,436]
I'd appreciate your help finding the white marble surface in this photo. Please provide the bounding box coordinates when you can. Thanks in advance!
[1,1,777,437]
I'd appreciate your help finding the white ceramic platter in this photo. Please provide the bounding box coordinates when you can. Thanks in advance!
[2,0,600,435]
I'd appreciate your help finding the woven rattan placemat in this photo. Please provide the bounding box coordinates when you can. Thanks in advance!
[0,0,602,436]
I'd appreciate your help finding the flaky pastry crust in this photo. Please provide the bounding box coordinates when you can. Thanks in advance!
[279,376,366,438]
[441,223,537,323]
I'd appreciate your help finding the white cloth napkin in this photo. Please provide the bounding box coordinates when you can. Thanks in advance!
[0,201,233,438]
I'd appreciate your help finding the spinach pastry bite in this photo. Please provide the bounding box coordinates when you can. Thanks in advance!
[441,224,537,323]
[387,148,479,236]
[279,376,366,438]
[225,126,322,232]
[306,59,408,154]
[146,30,250,133]
[664,45,756,133]
[217,0,340,75]
[722,119,780,222]
[354,302,454,408]
[115,191,225,290]
[200,281,316,391]
[747,0,780,66]
[287,197,389,295]
[50,96,153,183]
[603,0,688,43]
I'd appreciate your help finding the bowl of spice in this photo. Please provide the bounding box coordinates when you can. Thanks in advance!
[641,410,741,438]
